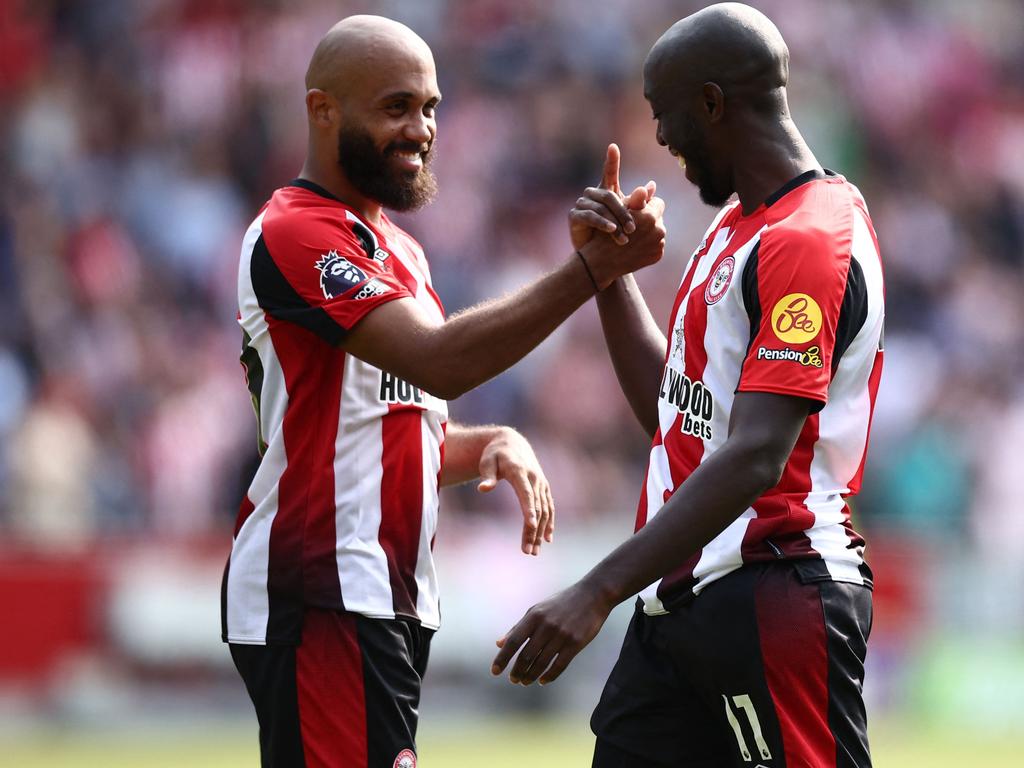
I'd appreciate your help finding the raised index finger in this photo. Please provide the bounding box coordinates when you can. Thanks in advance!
[601,143,622,194]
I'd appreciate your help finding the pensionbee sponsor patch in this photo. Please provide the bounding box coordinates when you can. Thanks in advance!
[757,345,823,368]
[771,293,822,343]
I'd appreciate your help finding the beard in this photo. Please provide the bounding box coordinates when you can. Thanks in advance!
[695,161,734,208]
[676,117,733,208]
[337,124,437,212]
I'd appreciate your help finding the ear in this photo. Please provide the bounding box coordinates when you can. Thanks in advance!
[306,89,336,128]
[702,82,725,123]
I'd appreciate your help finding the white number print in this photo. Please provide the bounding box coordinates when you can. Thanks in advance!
[722,694,773,762]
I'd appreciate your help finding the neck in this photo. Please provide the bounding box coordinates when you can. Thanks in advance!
[731,116,821,215]
[299,151,384,226]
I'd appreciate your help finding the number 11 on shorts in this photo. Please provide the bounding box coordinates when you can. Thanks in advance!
[722,694,773,762]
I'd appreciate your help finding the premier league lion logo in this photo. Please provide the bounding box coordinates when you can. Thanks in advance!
[315,250,367,299]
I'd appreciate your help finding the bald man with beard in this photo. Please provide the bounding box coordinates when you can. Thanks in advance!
[493,5,883,766]
[222,15,665,768]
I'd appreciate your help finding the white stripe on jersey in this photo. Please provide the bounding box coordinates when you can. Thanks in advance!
[415,410,443,627]
[803,205,884,583]
[333,353,395,619]
[227,211,284,643]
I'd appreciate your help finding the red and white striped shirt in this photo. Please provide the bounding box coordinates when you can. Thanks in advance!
[223,179,447,644]
[638,170,884,614]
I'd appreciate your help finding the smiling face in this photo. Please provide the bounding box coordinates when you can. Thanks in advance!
[644,56,735,208]
[335,51,441,211]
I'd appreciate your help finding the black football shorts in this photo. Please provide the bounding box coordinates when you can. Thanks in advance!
[230,608,432,768]
[591,560,872,767]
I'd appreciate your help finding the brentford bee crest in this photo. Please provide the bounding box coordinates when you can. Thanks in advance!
[393,748,416,768]
[704,256,735,305]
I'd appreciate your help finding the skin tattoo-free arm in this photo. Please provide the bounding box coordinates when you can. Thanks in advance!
[441,423,555,556]
[490,390,812,685]
[341,200,666,402]
[570,145,669,439]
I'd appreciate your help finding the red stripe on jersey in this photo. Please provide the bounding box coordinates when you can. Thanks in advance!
[296,610,367,767]
[633,429,661,532]
[742,414,820,560]
[755,571,835,766]
[266,316,343,628]
[233,495,255,538]
[302,350,346,608]
[657,551,703,601]
[379,409,424,618]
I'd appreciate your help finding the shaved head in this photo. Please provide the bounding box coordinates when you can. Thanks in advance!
[643,3,796,208]
[305,15,435,100]
[645,2,789,111]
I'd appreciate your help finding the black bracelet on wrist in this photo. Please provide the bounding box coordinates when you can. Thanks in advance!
[576,249,601,293]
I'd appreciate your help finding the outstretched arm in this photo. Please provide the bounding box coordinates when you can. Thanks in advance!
[570,145,668,438]
[441,423,555,556]
[342,202,665,401]
[490,391,812,685]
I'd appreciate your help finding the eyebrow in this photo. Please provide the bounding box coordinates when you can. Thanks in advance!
[379,91,442,104]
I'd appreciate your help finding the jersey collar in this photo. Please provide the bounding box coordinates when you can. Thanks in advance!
[762,168,837,208]
[288,177,343,202]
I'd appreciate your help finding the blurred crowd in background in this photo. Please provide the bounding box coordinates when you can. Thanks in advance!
[1,0,1023,731]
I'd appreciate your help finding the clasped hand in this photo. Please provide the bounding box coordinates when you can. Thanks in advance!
[569,143,667,289]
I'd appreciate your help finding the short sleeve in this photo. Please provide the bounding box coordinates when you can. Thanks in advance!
[253,211,413,345]
[737,225,850,410]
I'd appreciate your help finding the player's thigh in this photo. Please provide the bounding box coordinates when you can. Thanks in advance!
[351,614,433,768]
[590,603,733,767]
[295,609,429,768]
[229,641,305,768]
[681,563,872,768]
[231,610,429,768]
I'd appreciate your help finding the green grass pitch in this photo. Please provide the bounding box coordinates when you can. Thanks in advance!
[1,718,1017,766]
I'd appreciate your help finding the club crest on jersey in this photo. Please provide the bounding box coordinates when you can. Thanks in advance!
[315,250,367,299]
[393,749,416,768]
[704,256,735,305]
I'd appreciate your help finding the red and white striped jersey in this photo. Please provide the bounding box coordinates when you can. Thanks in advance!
[222,179,448,644]
[638,170,884,615]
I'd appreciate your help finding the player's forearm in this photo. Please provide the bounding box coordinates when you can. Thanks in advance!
[596,274,667,438]
[578,438,784,608]
[439,423,506,486]
[419,250,597,399]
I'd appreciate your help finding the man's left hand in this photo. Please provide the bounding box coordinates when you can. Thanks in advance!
[491,582,612,685]
[477,428,555,555]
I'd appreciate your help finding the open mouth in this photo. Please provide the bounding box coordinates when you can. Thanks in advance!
[669,147,686,169]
